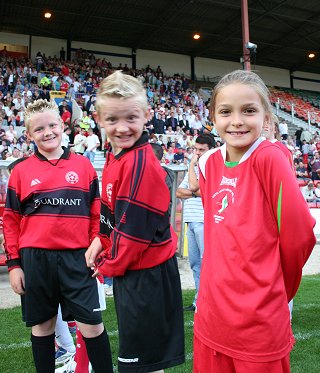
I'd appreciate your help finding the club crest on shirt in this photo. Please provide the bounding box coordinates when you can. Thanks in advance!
[65,171,79,184]
[106,183,113,203]
[212,188,235,224]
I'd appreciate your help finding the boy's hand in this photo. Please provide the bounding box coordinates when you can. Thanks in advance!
[86,237,103,268]
[92,268,100,278]
[9,268,25,295]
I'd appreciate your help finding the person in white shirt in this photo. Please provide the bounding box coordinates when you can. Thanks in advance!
[61,127,71,148]
[83,128,100,163]
[302,181,316,202]
[314,182,320,202]
[5,124,17,143]
[73,127,87,155]
[279,120,288,140]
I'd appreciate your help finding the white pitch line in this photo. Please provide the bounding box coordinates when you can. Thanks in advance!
[0,341,31,350]
[0,320,195,351]
[294,303,320,310]
[295,330,320,340]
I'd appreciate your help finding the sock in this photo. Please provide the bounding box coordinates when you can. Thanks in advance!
[83,329,113,373]
[31,333,55,373]
[55,307,76,353]
[75,328,90,373]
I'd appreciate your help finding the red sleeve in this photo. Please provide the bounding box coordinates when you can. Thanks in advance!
[88,168,100,242]
[89,197,100,242]
[97,148,171,277]
[3,168,22,271]
[255,146,316,301]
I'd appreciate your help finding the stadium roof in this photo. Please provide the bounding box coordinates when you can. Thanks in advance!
[2,0,320,74]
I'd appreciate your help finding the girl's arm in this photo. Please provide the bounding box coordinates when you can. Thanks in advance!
[256,147,316,301]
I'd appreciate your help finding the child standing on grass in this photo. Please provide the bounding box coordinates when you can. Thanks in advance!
[194,70,315,373]
[86,71,185,373]
[3,99,113,373]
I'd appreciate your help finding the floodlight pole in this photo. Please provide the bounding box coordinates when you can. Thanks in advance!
[241,0,251,71]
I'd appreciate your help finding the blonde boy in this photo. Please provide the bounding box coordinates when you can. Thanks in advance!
[3,99,112,373]
[86,71,185,373]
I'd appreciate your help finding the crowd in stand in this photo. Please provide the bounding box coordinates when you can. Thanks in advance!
[0,50,215,162]
[1,49,320,202]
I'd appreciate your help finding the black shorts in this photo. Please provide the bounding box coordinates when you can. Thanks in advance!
[20,248,102,327]
[113,255,185,373]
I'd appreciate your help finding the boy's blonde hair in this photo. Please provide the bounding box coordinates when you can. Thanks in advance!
[96,71,148,113]
[24,99,62,131]
[209,70,272,120]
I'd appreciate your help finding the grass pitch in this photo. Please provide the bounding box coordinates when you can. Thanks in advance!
[0,276,319,372]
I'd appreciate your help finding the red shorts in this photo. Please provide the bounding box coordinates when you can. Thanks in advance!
[193,335,290,373]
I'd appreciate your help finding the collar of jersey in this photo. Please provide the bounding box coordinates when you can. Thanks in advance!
[35,146,70,162]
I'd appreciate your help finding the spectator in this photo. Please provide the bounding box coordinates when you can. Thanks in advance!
[309,151,320,180]
[61,127,71,148]
[165,145,175,164]
[35,51,43,72]
[295,127,303,148]
[301,140,310,164]
[302,181,316,202]
[296,161,310,181]
[79,111,91,131]
[61,106,71,125]
[60,79,69,93]
[278,120,289,140]
[83,128,100,163]
[5,124,17,143]
[73,127,87,155]
[166,125,175,135]
[176,134,214,312]
[179,113,190,132]
[314,182,320,202]
[6,147,21,161]
[166,111,178,131]
[173,146,184,164]
[154,113,166,134]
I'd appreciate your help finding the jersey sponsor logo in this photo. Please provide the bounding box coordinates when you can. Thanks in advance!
[34,197,81,208]
[106,183,112,203]
[100,214,114,230]
[118,357,139,363]
[30,179,41,186]
[65,171,79,184]
[220,176,237,188]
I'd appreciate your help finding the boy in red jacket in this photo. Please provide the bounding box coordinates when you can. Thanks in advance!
[86,71,185,373]
[3,99,112,373]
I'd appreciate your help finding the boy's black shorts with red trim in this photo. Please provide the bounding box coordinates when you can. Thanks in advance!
[20,248,102,327]
[113,255,185,373]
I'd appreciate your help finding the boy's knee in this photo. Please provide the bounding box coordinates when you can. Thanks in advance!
[76,321,104,338]
[32,316,57,336]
